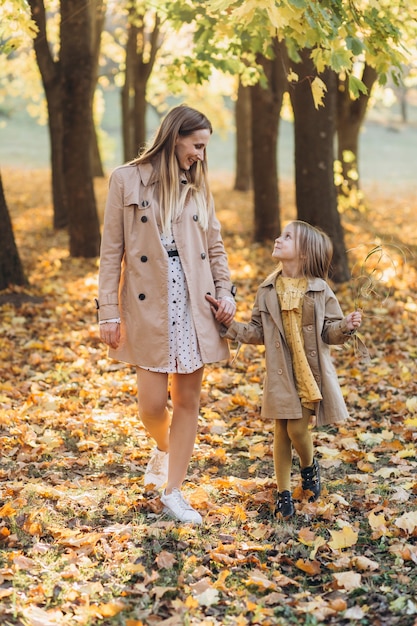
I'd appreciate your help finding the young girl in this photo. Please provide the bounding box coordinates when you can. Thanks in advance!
[207,220,361,519]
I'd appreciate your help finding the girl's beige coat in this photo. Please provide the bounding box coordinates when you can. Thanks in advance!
[222,270,353,425]
[98,161,233,369]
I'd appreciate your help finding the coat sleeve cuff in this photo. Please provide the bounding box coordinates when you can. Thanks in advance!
[220,321,238,339]
[215,281,236,299]
[339,319,356,336]
[98,304,121,322]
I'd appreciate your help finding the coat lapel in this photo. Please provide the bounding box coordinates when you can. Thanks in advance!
[260,271,285,335]
[261,273,326,336]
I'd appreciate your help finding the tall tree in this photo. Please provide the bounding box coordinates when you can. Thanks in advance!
[88,0,107,177]
[121,2,162,161]
[0,0,33,286]
[289,50,349,282]
[336,63,378,199]
[234,80,252,192]
[195,0,410,280]
[28,0,106,230]
[27,0,68,229]
[60,0,101,257]
[251,39,287,242]
[0,172,27,290]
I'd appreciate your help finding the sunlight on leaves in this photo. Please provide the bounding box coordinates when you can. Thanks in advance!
[156,550,177,569]
[295,558,321,575]
[246,569,275,590]
[394,511,417,534]
[333,570,362,591]
[2,171,417,624]
[311,76,327,109]
[368,510,393,538]
[328,526,359,550]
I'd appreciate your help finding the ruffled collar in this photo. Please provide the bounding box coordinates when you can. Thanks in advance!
[275,276,307,311]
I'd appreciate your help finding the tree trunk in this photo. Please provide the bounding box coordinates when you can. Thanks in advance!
[90,114,104,177]
[289,49,349,283]
[0,172,27,289]
[122,23,137,161]
[89,0,106,177]
[61,0,101,258]
[122,9,161,161]
[47,89,68,229]
[133,44,148,155]
[28,0,68,229]
[336,63,378,197]
[251,38,287,243]
[234,80,252,191]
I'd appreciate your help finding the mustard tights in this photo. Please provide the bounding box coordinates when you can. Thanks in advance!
[273,407,314,493]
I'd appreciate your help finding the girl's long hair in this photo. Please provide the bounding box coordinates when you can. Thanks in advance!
[292,220,333,280]
[132,105,212,234]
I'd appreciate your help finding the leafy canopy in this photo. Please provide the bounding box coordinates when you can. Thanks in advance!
[166,0,415,99]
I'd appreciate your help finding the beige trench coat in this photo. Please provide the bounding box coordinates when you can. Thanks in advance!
[98,161,234,368]
[222,270,353,426]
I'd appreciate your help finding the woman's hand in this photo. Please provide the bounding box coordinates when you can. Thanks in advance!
[345,310,362,332]
[205,294,235,327]
[100,322,121,349]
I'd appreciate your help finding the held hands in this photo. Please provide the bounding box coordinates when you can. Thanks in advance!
[100,322,121,349]
[206,294,235,327]
[345,310,362,333]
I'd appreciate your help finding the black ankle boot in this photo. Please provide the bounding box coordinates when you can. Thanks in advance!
[301,458,321,502]
[275,490,295,519]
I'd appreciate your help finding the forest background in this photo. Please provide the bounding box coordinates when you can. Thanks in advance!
[1,1,417,625]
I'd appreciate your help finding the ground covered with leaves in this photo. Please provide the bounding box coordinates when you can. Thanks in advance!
[1,169,416,626]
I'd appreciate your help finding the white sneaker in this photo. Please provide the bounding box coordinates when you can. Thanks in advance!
[144,448,169,489]
[161,489,202,524]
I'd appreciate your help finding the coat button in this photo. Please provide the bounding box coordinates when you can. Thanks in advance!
[140,255,148,262]
[275,341,280,348]
[310,350,317,357]
[138,293,146,301]
[141,215,148,222]
[141,200,149,207]
[201,253,206,259]
[307,324,313,331]
[193,214,198,221]
[277,369,283,375]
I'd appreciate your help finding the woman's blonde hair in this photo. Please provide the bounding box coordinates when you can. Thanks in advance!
[132,105,212,234]
[291,220,333,280]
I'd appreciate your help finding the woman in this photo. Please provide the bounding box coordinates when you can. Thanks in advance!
[98,105,236,524]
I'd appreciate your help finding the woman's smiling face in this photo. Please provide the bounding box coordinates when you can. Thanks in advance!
[174,128,211,170]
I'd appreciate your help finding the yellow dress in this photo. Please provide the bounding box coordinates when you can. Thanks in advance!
[276,276,322,410]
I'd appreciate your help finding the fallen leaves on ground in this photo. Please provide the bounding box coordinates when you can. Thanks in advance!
[0,169,416,625]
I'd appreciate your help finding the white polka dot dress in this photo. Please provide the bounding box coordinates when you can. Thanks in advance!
[144,231,204,374]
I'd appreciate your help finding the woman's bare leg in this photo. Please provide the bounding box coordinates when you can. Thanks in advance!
[136,368,170,452]
[165,367,204,493]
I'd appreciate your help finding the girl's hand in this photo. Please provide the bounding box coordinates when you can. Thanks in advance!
[345,310,362,332]
[205,294,235,327]
[100,322,121,349]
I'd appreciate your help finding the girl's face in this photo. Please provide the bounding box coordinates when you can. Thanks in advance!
[272,223,298,262]
[174,128,211,170]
